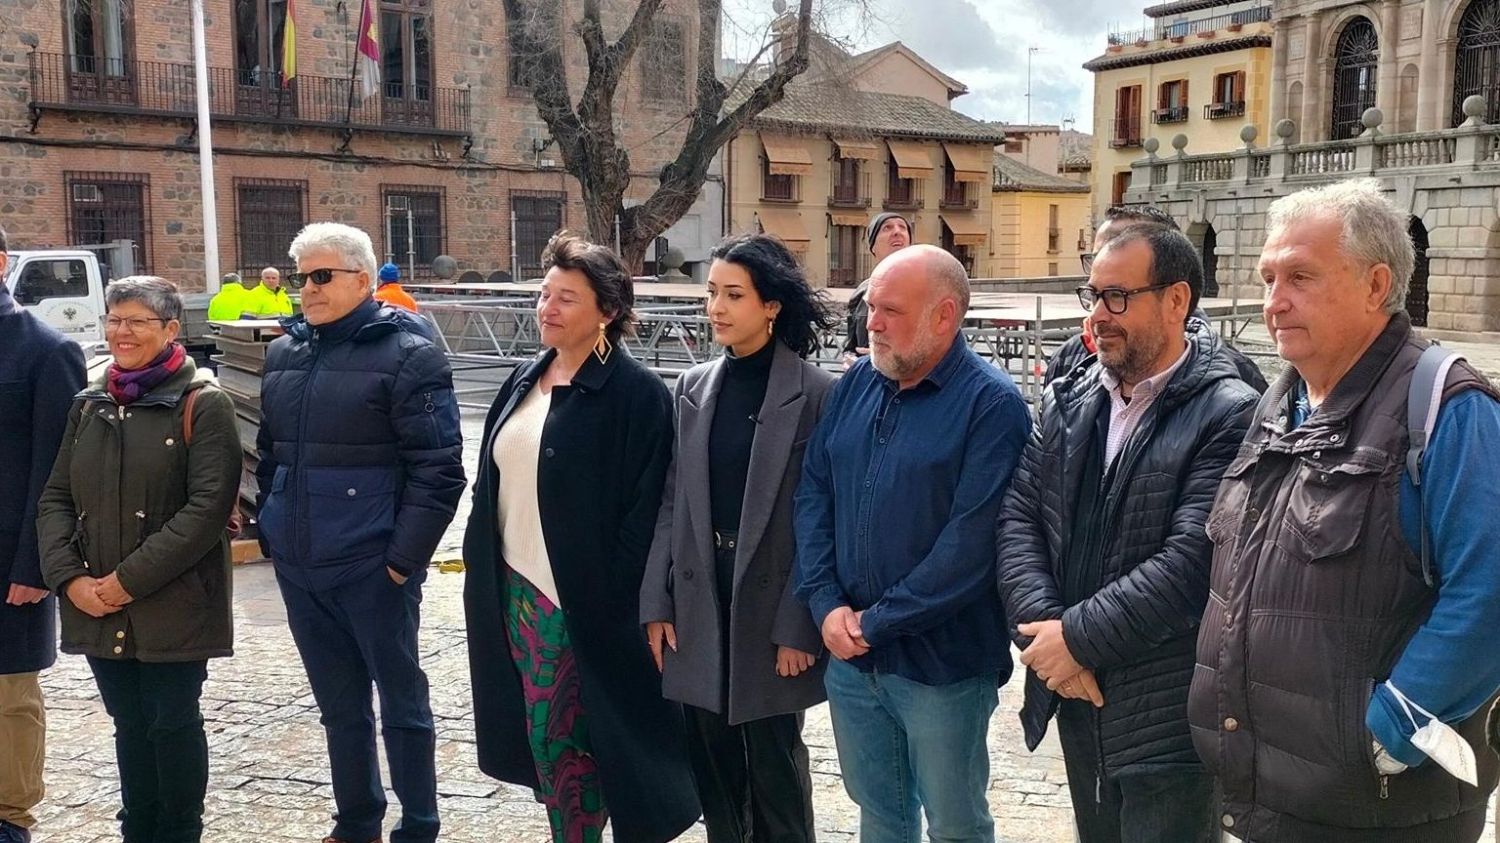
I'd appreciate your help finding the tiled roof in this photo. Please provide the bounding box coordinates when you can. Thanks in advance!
[742,84,1007,143]
[1084,35,1271,72]
[992,154,1090,193]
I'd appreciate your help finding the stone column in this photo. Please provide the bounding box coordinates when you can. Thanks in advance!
[1416,0,1442,130]
[1270,18,1289,126]
[1376,0,1400,121]
[1301,12,1325,143]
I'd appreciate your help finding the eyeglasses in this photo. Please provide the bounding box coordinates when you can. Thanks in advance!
[286,267,362,289]
[1076,281,1181,315]
[1080,252,1096,274]
[105,315,169,333]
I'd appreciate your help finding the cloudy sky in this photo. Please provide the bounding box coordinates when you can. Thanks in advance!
[721,0,1152,131]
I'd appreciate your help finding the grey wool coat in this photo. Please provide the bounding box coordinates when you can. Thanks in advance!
[641,341,835,724]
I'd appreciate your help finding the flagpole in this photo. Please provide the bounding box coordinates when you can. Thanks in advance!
[345,0,364,126]
[190,0,221,293]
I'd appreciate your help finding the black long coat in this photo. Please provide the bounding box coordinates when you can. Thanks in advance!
[0,309,85,675]
[463,347,700,843]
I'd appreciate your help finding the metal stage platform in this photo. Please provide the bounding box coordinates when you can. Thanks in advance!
[407,282,1266,407]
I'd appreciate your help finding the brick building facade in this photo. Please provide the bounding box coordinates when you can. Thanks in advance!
[1,0,713,288]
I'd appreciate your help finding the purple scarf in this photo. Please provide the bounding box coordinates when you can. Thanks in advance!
[107,342,187,405]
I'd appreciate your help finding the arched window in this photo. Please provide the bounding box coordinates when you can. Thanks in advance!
[1408,217,1430,327]
[1454,0,1500,126]
[1331,18,1379,139]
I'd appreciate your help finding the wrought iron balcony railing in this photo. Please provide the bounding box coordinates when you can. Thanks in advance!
[28,52,470,136]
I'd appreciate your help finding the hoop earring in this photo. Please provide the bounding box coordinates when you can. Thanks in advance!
[593,322,613,365]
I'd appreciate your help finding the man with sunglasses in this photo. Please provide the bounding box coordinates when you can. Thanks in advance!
[256,223,464,843]
[997,225,1259,843]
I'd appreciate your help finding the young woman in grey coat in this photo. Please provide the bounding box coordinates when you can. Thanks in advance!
[641,233,838,843]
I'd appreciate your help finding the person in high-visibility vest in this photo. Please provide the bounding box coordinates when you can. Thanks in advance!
[206,273,252,321]
[373,262,419,313]
[245,266,294,317]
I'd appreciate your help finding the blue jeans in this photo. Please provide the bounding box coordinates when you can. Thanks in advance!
[278,565,438,843]
[824,658,998,843]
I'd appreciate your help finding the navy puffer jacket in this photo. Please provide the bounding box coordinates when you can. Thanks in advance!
[256,299,464,591]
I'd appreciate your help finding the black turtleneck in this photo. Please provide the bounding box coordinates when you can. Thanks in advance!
[708,339,776,531]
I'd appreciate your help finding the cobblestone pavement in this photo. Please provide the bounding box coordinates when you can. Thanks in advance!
[33,371,1500,843]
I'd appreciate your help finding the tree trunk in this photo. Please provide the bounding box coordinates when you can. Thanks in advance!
[509,0,815,275]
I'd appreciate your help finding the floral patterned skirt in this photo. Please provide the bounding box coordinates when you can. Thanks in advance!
[505,567,608,843]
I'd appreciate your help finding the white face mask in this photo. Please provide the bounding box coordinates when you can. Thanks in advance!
[1385,681,1478,786]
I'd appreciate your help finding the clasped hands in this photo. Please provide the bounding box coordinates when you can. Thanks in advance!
[65,573,134,618]
[646,621,817,678]
[1018,619,1104,707]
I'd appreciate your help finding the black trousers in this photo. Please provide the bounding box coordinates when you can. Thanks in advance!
[87,658,209,843]
[1056,700,1214,843]
[684,705,816,843]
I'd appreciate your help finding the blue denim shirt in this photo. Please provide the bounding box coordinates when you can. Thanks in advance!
[794,335,1031,685]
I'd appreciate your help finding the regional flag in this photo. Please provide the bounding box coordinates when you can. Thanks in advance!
[281,0,296,87]
[356,0,381,100]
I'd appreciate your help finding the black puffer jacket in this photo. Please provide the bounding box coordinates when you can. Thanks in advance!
[997,324,1258,775]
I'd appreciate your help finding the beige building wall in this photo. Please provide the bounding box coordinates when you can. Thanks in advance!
[853,52,956,105]
[1001,130,1064,175]
[988,192,1092,278]
[727,132,994,287]
[1089,15,1273,221]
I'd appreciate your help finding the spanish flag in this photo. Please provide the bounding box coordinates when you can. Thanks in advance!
[281,0,296,87]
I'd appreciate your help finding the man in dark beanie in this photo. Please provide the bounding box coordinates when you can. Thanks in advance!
[0,221,87,843]
[842,212,911,367]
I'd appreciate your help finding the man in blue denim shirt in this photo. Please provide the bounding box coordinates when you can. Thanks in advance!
[795,245,1030,842]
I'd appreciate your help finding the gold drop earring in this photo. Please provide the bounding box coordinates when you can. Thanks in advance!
[593,321,613,364]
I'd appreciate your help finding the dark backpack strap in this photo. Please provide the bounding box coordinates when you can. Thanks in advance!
[1407,344,1463,587]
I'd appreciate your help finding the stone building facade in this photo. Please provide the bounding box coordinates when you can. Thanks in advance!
[0,0,717,287]
[1124,0,1500,334]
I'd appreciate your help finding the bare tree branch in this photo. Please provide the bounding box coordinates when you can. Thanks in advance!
[511,0,823,269]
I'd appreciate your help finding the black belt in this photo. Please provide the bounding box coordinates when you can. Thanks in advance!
[713,530,738,550]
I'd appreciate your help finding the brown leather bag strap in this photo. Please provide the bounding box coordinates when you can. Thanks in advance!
[182,387,198,445]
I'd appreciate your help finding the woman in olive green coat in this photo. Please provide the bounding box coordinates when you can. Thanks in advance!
[37,276,242,843]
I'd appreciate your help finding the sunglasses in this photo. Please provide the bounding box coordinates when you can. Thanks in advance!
[286,267,362,289]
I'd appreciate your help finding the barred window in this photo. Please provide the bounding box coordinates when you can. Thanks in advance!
[65,171,151,275]
[381,185,444,275]
[642,17,686,102]
[235,178,305,276]
[512,190,565,280]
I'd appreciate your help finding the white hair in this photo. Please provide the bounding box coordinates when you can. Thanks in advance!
[288,222,378,286]
[260,266,281,276]
[1265,178,1413,315]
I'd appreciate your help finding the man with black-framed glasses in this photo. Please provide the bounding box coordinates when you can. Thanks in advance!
[998,225,1258,843]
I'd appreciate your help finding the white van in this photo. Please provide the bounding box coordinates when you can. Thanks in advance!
[4,250,107,356]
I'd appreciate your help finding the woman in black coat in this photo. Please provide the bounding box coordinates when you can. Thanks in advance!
[641,234,837,842]
[462,232,699,843]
